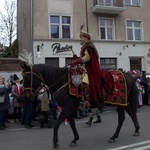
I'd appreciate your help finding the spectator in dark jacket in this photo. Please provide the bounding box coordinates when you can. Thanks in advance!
[0,76,11,130]
[141,71,149,105]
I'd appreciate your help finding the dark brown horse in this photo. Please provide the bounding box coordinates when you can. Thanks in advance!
[21,63,140,150]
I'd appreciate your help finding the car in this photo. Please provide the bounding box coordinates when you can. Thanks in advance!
[146,74,150,79]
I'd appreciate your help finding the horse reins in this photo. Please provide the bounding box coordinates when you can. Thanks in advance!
[48,71,70,97]
[23,66,46,96]
[23,67,70,97]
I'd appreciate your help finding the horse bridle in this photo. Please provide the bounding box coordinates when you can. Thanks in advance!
[23,67,46,96]
[23,66,70,97]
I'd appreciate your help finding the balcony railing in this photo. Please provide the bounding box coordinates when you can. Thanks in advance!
[92,0,126,14]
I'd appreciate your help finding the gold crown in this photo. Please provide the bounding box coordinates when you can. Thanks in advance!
[80,30,91,40]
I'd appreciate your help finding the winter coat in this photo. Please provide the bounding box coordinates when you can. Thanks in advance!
[11,83,23,107]
[0,87,11,111]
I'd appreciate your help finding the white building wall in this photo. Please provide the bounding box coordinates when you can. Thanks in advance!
[33,40,150,72]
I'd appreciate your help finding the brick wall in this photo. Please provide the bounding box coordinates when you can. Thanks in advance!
[0,58,22,71]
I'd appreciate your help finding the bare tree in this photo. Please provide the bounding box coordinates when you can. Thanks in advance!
[0,0,17,47]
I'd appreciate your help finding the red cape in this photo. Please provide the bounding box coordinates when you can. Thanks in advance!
[81,41,102,101]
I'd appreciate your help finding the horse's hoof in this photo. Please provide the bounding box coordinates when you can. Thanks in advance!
[108,139,115,143]
[70,142,77,147]
[53,147,59,150]
[133,132,140,136]
[53,146,59,150]
[53,144,59,150]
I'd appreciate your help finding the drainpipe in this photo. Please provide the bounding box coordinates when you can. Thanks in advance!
[17,0,19,49]
[30,0,34,64]
[85,0,89,32]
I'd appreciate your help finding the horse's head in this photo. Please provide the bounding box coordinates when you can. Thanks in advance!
[21,63,44,98]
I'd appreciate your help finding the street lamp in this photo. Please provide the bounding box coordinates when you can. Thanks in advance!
[36,43,44,59]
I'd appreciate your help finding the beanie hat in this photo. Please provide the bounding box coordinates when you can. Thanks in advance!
[142,71,146,75]
[13,74,19,81]
[118,68,123,72]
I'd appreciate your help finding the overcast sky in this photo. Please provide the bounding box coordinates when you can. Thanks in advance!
[0,0,17,13]
[0,0,5,12]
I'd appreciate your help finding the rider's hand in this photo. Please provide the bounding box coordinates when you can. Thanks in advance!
[70,58,82,67]
[73,54,78,60]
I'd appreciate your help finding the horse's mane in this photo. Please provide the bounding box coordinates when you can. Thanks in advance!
[32,64,68,87]
[33,64,66,75]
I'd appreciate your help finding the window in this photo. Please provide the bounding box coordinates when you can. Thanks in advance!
[124,0,140,6]
[130,58,141,71]
[100,58,116,70]
[99,18,114,40]
[98,0,113,6]
[45,58,59,66]
[50,15,71,39]
[126,20,143,41]
[65,58,73,66]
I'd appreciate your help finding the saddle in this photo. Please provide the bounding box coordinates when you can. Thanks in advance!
[68,67,115,99]
[68,66,83,98]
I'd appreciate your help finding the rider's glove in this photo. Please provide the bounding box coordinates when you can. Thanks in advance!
[73,54,78,60]
[70,58,82,67]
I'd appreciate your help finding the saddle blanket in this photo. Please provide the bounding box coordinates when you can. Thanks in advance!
[103,70,128,106]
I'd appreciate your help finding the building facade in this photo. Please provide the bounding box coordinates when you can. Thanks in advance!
[17,0,150,73]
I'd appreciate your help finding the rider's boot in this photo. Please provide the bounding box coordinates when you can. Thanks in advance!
[85,117,93,126]
[93,116,102,123]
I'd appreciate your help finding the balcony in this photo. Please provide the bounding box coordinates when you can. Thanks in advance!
[92,0,126,14]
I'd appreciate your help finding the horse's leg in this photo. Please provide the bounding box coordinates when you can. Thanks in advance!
[53,110,68,150]
[108,106,125,143]
[53,109,79,149]
[125,106,140,136]
[68,114,79,147]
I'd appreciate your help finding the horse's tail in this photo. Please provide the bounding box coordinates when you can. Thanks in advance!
[127,72,138,114]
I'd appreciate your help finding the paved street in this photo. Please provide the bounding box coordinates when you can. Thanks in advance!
[0,105,150,150]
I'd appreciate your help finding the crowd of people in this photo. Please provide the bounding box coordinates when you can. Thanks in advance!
[132,70,150,108]
[120,69,150,110]
[0,74,90,130]
[0,74,55,130]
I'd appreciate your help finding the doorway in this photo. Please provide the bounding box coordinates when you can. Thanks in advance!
[130,58,141,71]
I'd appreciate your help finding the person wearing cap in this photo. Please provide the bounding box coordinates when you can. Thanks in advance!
[70,28,102,125]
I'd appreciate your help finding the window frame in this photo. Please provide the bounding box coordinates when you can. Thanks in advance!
[45,58,59,66]
[100,58,117,70]
[124,0,140,6]
[125,20,143,41]
[49,14,72,39]
[99,17,115,40]
[97,0,113,6]
[65,58,73,66]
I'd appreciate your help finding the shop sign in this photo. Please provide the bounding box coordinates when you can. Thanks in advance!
[51,43,72,56]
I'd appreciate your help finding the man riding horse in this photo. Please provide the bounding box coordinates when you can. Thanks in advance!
[71,27,102,102]
[70,26,103,123]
